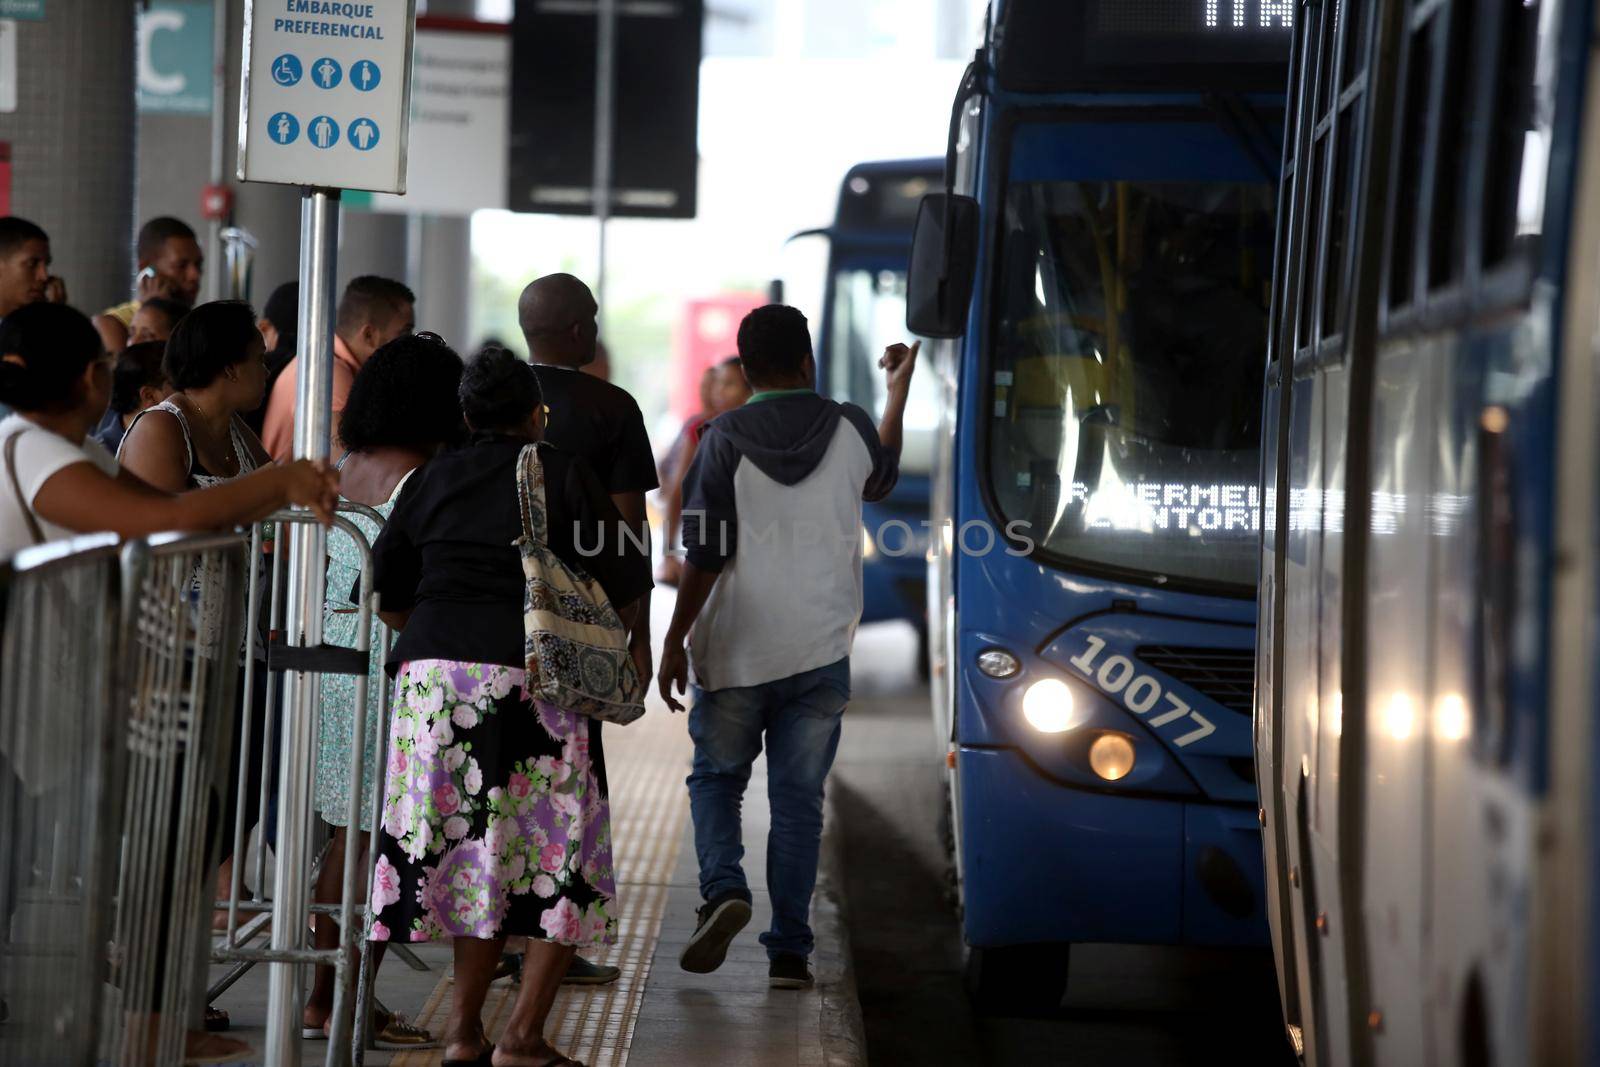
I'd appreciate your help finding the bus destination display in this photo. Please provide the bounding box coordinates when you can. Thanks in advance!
[1088,0,1293,65]
[995,1,1295,93]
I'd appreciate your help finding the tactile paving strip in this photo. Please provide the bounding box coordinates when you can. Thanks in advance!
[393,708,690,1067]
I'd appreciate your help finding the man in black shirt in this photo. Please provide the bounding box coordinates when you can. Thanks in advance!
[517,274,657,988]
[518,275,659,507]
[518,275,658,673]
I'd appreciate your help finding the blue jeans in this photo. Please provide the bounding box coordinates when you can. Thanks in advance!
[686,657,850,960]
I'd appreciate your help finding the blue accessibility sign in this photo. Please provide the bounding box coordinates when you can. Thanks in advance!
[270,53,302,87]
[351,59,381,92]
[268,111,300,145]
[347,118,380,152]
[311,57,343,90]
[307,115,340,150]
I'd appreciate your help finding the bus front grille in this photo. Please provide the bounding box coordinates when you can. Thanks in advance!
[1135,645,1254,717]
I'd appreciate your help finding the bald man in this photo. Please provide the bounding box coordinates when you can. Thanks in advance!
[518,275,657,705]
[516,275,658,989]
[518,275,658,503]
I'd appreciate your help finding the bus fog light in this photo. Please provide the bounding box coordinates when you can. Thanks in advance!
[1088,733,1136,781]
[1022,678,1075,733]
[977,648,1020,679]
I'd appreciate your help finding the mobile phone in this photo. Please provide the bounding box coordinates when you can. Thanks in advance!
[136,266,155,286]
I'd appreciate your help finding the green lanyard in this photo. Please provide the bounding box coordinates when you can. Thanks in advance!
[745,388,813,405]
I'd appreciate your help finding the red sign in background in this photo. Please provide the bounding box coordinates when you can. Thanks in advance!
[0,142,10,217]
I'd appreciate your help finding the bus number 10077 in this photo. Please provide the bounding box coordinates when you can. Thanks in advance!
[1067,636,1217,747]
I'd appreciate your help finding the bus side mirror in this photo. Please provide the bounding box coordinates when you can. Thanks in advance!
[906,193,979,339]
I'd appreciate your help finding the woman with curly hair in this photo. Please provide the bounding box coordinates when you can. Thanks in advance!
[303,333,467,1049]
[368,347,650,1067]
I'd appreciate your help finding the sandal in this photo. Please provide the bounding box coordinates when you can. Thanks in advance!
[181,1030,254,1065]
[491,1041,586,1067]
[442,1042,495,1067]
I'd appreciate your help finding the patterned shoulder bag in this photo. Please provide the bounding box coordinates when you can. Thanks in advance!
[515,443,645,724]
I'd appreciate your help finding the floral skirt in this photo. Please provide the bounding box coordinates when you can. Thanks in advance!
[367,660,617,947]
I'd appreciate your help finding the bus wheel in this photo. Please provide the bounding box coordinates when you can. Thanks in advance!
[963,943,1071,1017]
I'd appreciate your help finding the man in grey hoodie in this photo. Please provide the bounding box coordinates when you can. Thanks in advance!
[658,303,917,990]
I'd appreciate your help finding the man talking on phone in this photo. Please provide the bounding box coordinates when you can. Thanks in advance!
[95,216,204,353]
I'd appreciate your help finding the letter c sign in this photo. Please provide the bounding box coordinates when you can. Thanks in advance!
[139,9,187,96]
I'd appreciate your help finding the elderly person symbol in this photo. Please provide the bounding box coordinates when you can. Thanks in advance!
[312,116,336,149]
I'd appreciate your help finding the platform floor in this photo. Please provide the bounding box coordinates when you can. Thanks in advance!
[211,629,864,1067]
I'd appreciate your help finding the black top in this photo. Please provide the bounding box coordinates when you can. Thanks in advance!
[373,434,653,674]
[243,345,296,437]
[533,364,660,494]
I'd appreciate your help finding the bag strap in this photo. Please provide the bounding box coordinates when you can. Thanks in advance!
[515,442,551,546]
[5,431,47,547]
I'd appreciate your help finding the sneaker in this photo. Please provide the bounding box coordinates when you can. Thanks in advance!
[564,954,622,985]
[769,954,814,990]
[370,1010,438,1051]
[678,893,753,974]
[493,952,523,983]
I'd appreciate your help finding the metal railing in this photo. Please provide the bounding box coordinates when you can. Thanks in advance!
[0,507,412,1067]
[0,533,125,1067]
[105,531,252,1067]
[211,505,408,1067]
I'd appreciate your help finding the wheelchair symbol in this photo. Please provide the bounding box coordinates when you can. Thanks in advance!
[272,54,302,87]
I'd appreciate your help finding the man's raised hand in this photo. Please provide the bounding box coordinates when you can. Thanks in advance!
[879,340,920,393]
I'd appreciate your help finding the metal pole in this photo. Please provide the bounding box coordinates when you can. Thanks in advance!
[265,186,341,1067]
[206,0,229,302]
[593,0,617,336]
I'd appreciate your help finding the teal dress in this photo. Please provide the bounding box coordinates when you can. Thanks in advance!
[313,471,414,830]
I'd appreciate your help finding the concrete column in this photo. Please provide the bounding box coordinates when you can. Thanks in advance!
[336,210,409,292]
[0,2,138,314]
[138,0,301,307]
[411,215,472,347]
[404,0,477,348]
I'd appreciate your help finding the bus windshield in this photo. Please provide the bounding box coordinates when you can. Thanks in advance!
[985,179,1274,590]
[829,266,939,476]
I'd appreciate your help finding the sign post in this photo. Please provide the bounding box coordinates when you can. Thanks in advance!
[592,0,615,336]
[237,2,415,1063]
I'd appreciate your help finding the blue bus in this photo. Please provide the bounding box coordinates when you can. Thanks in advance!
[906,2,1290,1012]
[806,159,944,665]
[1258,0,1596,1061]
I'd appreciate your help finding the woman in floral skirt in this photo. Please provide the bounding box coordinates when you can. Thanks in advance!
[369,348,650,1067]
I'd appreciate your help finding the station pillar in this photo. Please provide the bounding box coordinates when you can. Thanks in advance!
[0,4,138,313]
[137,0,301,306]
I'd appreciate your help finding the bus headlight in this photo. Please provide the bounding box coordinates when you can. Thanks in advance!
[1088,732,1136,781]
[1022,678,1076,733]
